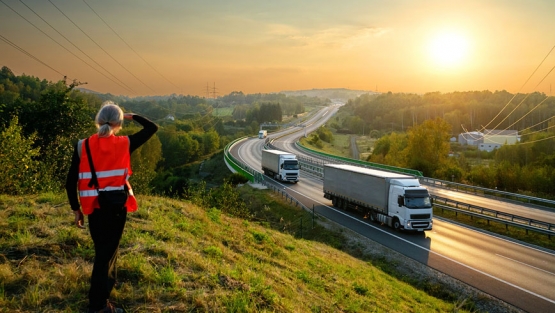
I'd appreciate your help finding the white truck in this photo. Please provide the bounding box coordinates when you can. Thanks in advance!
[258,130,267,139]
[261,149,300,183]
[323,164,432,231]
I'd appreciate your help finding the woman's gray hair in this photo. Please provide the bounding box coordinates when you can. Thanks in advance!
[95,101,124,137]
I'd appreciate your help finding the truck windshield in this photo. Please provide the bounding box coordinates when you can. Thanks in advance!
[283,161,299,170]
[404,197,431,209]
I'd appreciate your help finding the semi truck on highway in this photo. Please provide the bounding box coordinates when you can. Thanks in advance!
[323,164,432,231]
[261,149,300,183]
[258,130,267,139]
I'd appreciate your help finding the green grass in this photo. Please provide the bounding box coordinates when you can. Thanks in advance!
[356,135,376,161]
[300,130,377,161]
[212,107,234,117]
[299,132,353,158]
[0,190,493,312]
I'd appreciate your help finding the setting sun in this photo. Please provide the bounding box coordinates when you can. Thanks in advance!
[428,31,470,68]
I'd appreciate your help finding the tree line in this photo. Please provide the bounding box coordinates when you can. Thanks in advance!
[335,91,555,198]
[342,91,555,136]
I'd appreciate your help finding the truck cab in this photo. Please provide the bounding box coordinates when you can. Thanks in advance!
[389,179,433,231]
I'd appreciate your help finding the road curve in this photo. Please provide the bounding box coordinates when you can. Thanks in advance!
[229,105,555,312]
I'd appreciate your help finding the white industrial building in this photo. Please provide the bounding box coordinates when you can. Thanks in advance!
[458,129,519,152]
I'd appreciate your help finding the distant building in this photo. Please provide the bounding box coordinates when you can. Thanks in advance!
[458,131,484,146]
[478,143,501,152]
[483,129,519,146]
[458,129,519,151]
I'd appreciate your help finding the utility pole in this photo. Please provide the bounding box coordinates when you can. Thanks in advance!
[211,82,218,99]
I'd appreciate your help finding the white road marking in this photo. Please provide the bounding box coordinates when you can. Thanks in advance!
[281,188,555,304]
[496,254,555,276]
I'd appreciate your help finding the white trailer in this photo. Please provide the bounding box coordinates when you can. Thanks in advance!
[258,130,267,139]
[261,149,299,183]
[323,164,432,231]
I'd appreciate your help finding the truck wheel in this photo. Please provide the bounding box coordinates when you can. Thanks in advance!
[393,218,401,230]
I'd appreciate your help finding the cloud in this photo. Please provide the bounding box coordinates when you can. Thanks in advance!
[264,23,391,50]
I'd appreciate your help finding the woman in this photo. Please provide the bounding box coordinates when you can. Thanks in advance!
[65,101,158,313]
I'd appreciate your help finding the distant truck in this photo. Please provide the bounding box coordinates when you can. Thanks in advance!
[323,164,432,231]
[261,149,299,183]
[258,130,267,139]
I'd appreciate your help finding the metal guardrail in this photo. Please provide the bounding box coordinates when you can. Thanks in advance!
[224,137,555,238]
[422,177,555,210]
[293,140,555,210]
[224,137,265,183]
[433,196,555,237]
[223,118,555,238]
[295,142,424,177]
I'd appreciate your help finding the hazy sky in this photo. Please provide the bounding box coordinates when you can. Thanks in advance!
[1,0,555,97]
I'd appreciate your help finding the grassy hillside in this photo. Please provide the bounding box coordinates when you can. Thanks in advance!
[0,188,521,313]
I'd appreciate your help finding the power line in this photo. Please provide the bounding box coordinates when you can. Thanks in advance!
[479,45,555,133]
[8,0,134,93]
[47,0,156,94]
[517,134,555,145]
[485,62,555,134]
[0,33,65,77]
[497,95,551,132]
[81,0,182,93]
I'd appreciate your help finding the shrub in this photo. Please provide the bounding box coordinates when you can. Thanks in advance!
[0,117,40,194]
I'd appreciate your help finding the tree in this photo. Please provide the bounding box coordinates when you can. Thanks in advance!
[120,126,163,194]
[0,117,40,194]
[202,130,220,155]
[405,118,451,176]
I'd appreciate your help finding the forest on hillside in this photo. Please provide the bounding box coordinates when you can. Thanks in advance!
[329,92,555,197]
[340,91,555,135]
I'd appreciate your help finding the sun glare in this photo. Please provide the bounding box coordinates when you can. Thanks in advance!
[428,32,469,68]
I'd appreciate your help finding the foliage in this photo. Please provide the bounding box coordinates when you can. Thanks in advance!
[406,118,452,176]
[246,102,282,124]
[119,125,163,195]
[368,132,407,167]
[0,69,95,192]
[0,117,40,194]
[316,125,334,143]
[345,90,555,135]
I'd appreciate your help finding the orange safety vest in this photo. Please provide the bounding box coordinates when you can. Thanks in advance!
[77,134,138,215]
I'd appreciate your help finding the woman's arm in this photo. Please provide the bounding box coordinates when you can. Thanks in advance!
[65,144,85,228]
[65,144,81,211]
[125,114,158,153]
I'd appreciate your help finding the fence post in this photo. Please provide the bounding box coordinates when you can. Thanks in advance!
[312,204,315,229]
[300,218,303,239]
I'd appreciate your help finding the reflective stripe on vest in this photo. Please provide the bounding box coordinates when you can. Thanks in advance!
[79,169,127,180]
[77,134,138,214]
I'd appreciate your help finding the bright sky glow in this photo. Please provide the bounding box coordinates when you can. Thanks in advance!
[1,0,554,96]
[429,32,470,68]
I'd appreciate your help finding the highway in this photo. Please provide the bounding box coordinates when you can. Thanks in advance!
[229,105,555,312]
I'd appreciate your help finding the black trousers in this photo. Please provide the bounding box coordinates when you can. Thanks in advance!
[87,206,127,310]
